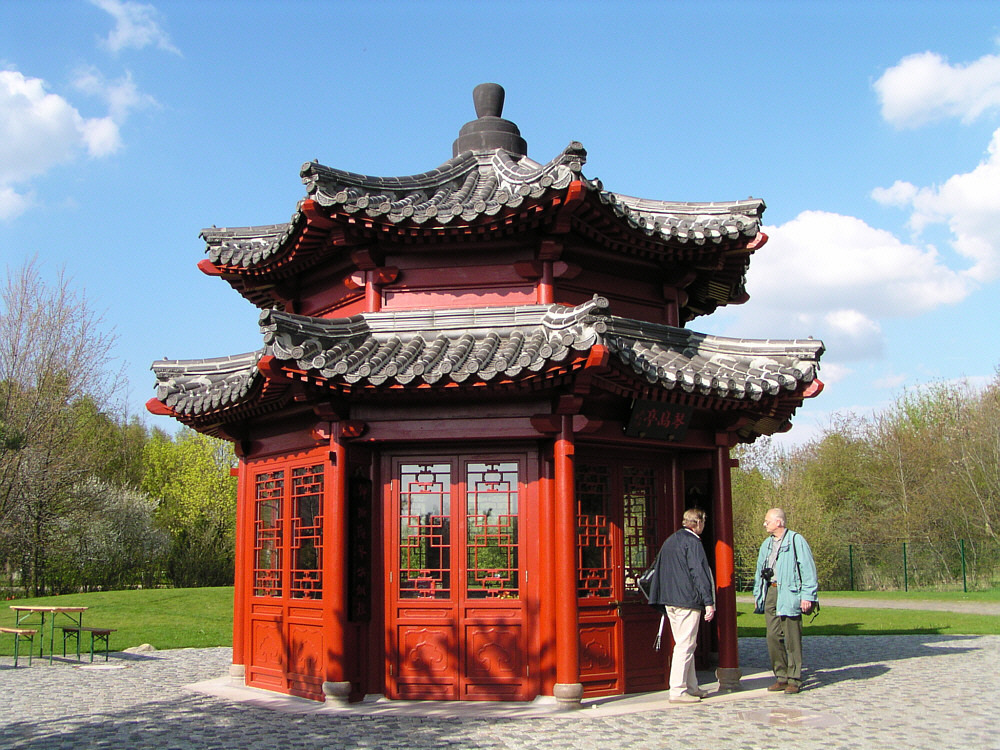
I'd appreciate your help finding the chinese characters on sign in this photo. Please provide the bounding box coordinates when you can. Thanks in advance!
[625,400,693,441]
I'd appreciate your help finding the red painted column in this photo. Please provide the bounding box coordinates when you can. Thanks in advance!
[553,415,583,709]
[712,439,742,691]
[322,423,351,704]
[231,460,248,684]
[365,272,381,312]
[539,261,554,304]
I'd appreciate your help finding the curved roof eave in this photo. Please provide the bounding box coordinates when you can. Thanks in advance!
[147,299,823,441]
[197,141,765,275]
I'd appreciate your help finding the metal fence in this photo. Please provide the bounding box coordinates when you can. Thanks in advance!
[735,539,1000,593]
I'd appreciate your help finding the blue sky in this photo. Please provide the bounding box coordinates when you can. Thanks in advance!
[3,0,1000,446]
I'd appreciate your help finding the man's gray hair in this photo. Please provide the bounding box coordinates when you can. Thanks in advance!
[683,508,707,528]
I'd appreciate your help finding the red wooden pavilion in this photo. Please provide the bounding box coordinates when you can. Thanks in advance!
[148,83,824,708]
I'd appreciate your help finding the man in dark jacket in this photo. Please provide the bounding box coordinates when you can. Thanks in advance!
[649,508,716,704]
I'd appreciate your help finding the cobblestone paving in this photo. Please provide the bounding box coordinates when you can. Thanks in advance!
[1,636,998,749]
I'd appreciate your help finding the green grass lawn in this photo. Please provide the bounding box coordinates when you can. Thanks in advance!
[0,587,233,656]
[1,587,997,656]
[819,589,1000,602]
[736,600,1000,637]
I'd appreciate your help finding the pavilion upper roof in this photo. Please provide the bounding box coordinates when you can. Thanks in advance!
[150,298,823,442]
[201,142,764,269]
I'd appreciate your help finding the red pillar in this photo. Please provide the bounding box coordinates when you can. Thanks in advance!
[539,261,554,304]
[322,422,351,704]
[553,415,583,708]
[712,439,742,691]
[231,460,248,684]
[365,272,381,312]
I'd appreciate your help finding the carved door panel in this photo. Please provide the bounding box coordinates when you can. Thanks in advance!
[387,454,529,701]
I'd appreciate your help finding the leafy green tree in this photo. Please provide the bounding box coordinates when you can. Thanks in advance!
[142,428,238,586]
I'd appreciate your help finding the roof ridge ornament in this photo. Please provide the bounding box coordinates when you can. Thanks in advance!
[453,83,528,158]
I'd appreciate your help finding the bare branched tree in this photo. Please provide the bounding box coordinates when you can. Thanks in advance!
[0,259,124,593]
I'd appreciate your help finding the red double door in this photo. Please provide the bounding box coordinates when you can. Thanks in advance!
[385,453,535,701]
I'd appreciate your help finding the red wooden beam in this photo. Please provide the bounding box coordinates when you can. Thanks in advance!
[145,397,173,416]
[197,259,224,276]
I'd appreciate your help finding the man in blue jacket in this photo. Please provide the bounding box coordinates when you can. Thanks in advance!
[650,508,716,704]
[753,508,818,694]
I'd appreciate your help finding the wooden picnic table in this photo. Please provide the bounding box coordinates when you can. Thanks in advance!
[10,605,88,664]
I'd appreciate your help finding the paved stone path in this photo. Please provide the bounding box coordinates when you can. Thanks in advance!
[1,635,998,749]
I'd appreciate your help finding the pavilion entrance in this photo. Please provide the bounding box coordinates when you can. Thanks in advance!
[575,455,672,696]
[384,452,535,701]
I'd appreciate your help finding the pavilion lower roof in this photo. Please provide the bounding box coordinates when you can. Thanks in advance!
[150,298,823,440]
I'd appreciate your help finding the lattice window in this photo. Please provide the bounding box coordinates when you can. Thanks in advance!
[466,461,519,599]
[623,465,657,596]
[290,464,324,599]
[399,463,451,599]
[254,470,284,597]
[575,463,613,598]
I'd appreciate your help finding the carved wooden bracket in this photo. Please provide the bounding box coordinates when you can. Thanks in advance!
[345,267,399,290]
[513,260,543,280]
[539,240,563,261]
[351,248,384,270]
[340,421,368,439]
[530,414,602,434]
[553,261,581,279]
[312,419,367,442]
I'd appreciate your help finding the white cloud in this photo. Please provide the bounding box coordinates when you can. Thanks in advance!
[814,362,851,386]
[873,126,1000,282]
[90,0,180,55]
[750,210,968,313]
[873,372,907,390]
[73,67,158,124]
[0,186,33,221]
[875,50,1000,128]
[0,69,131,221]
[715,210,970,365]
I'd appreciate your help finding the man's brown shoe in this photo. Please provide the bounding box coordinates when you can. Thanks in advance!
[784,684,800,694]
[767,682,787,692]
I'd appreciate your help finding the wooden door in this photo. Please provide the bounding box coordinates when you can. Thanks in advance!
[245,456,328,700]
[576,459,667,696]
[385,454,532,701]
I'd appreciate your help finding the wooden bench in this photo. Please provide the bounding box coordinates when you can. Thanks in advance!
[0,626,38,667]
[61,626,117,662]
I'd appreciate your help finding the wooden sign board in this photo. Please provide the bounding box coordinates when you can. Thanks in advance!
[625,400,693,441]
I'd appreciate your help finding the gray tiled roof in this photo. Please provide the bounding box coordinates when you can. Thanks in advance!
[152,350,264,416]
[151,299,823,422]
[200,143,764,271]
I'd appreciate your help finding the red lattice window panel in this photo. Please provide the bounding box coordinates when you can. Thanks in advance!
[575,463,613,598]
[466,461,519,599]
[399,463,451,599]
[290,464,324,599]
[623,465,657,597]
[254,470,283,597]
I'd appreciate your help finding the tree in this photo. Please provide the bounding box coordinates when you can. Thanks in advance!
[0,260,125,594]
[141,428,238,587]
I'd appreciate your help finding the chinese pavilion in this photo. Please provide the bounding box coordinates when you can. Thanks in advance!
[148,83,824,708]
